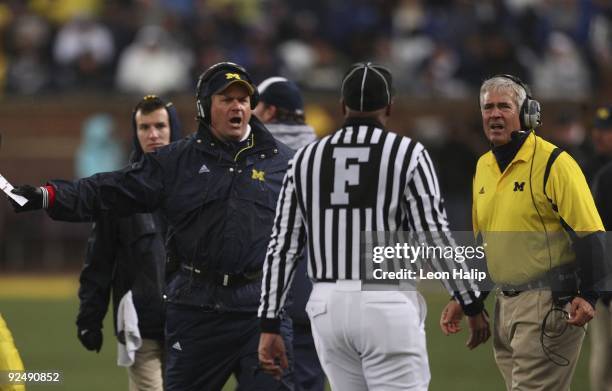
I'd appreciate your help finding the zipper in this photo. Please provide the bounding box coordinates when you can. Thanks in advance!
[234,133,255,162]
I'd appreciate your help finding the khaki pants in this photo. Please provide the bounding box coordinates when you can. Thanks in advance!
[127,338,164,391]
[590,300,612,391]
[493,290,585,391]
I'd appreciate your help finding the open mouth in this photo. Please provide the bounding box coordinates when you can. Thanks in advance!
[230,117,242,125]
[490,124,504,130]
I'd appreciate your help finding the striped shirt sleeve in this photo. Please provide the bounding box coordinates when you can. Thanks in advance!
[258,158,307,333]
[404,147,483,315]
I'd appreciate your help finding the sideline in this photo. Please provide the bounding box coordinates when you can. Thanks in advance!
[0,274,79,299]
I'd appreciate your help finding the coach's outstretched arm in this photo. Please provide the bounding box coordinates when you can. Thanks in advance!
[8,153,166,221]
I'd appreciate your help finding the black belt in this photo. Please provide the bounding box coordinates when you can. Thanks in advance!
[181,264,262,287]
[500,277,549,297]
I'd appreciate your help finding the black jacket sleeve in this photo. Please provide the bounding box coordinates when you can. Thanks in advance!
[590,165,612,303]
[574,231,608,308]
[452,232,492,316]
[76,214,117,330]
[47,155,166,222]
[592,164,612,231]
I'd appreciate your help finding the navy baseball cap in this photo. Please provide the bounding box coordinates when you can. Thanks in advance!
[200,67,256,98]
[257,77,304,114]
[594,105,612,130]
[341,62,393,112]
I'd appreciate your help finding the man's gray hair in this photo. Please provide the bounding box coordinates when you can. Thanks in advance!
[479,76,527,110]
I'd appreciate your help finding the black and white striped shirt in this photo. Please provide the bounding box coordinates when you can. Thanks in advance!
[259,118,482,326]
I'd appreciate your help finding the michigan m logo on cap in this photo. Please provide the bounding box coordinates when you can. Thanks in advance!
[225,73,242,80]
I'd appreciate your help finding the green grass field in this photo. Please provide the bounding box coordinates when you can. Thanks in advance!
[0,276,593,390]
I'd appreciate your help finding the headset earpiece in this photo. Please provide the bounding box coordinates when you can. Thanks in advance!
[523,99,542,131]
[492,74,542,131]
[196,62,258,123]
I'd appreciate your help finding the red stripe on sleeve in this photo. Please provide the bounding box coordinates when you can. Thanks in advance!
[45,185,56,208]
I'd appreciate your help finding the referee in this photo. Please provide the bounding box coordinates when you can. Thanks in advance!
[257,62,490,390]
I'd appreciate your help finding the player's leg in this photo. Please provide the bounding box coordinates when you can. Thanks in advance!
[0,314,26,391]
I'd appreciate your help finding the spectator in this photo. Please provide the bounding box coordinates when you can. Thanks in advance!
[53,12,115,90]
[5,12,51,94]
[532,31,592,100]
[115,25,193,95]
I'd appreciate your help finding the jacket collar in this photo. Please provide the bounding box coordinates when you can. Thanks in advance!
[342,116,386,129]
[195,116,279,161]
[487,131,536,171]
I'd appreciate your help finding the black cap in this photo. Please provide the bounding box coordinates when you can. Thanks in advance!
[200,67,256,99]
[594,105,612,130]
[257,77,304,114]
[341,62,393,112]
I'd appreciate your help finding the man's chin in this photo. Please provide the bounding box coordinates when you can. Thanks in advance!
[227,127,247,141]
[490,136,511,146]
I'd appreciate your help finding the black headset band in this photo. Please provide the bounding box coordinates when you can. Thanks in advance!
[490,74,532,98]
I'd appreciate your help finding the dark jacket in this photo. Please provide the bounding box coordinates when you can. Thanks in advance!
[50,117,293,313]
[266,123,316,326]
[76,102,183,340]
[591,161,612,303]
[592,161,612,231]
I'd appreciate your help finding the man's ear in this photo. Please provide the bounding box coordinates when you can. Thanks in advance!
[266,105,277,122]
[341,100,347,117]
[385,102,392,117]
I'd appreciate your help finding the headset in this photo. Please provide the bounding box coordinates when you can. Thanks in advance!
[491,74,542,131]
[195,62,259,123]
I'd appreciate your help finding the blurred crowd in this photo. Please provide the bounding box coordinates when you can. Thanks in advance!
[0,0,611,98]
[1,0,612,269]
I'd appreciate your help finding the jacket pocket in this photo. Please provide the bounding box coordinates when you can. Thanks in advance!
[305,300,327,319]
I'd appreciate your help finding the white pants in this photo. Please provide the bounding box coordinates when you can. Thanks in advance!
[306,281,430,391]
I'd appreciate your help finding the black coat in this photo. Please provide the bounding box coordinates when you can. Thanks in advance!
[76,102,183,340]
[50,118,293,312]
[592,161,612,231]
[77,212,167,340]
